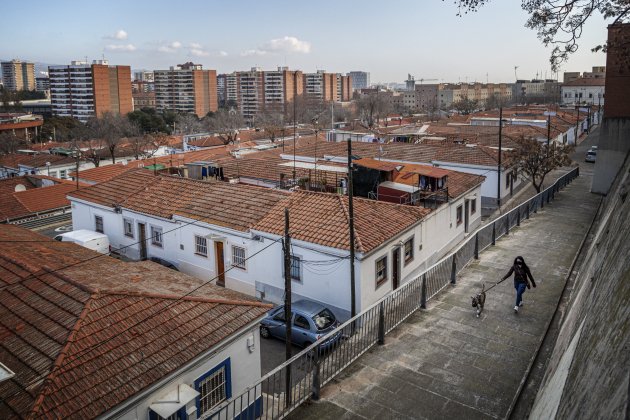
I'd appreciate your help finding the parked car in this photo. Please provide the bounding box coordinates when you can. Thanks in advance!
[585,150,597,163]
[149,256,179,271]
[260,300,341,350]
[54,230,110,254]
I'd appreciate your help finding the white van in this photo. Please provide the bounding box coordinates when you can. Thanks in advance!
[54,230,110,254]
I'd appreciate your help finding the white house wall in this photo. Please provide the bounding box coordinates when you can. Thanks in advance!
[114,325,262,420]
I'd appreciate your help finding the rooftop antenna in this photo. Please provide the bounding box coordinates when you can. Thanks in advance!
[486,73,489,84]
[514,66,519,80]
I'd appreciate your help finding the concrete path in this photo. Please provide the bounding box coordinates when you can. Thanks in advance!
[290,167,600,419]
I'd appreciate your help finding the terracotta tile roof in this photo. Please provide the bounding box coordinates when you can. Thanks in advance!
[0,176,88,221]
[68,171,289,231]
[354,158,402,172]
[253,191,431,254]
[0,225,270,419]
[72,163,138,184]
[393,164,485,199]
[0,154,75,169]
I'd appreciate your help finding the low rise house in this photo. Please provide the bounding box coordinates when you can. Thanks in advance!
[0,153,86,179]
[66,170,477,318]
[0,224,270,419]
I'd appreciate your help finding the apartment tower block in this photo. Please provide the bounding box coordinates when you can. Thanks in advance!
[1,59,36,91]
[48,60,132,122]
[154,62,218,118]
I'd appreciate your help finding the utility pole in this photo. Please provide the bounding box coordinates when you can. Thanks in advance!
[347,138,357,319]
[75,146,80,191]
[293,72,297,181]
[497,107,502,208]
[575,106,580,143]
[547,113,551,150]
[283,207,292,406]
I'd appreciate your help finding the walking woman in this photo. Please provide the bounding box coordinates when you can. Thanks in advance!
[500,256,536,313]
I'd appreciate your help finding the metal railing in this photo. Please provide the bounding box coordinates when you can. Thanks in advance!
[205,167,580,420]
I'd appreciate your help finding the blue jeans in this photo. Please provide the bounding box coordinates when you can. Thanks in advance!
[515,283,527,306]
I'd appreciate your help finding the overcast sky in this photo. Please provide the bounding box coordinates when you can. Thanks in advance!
[1,0,610,83]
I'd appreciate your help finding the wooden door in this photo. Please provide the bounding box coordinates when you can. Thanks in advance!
[138,223,147,260]
[392,248,401,290]
[215,241,225,287]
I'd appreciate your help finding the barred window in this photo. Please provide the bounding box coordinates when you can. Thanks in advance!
[376,256,387,287]
[95,215,104,233]
[195,235,208,257]
[404,237,414,264]
[198,365,227,414]
[123,218,133,238]
[151,226,163,247]
[232,246,246,269]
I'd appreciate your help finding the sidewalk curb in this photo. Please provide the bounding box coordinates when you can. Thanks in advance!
[504,185,603,419]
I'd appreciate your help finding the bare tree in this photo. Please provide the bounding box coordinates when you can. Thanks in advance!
[507,136,574,193]
[206,109,245,145]
[355,93,393,128]
[86,112,140,164]
[256,110,285,142]
[0,131,26,155]
[175,113,206,135]
[451,97,479,115]
[451,0,630,69]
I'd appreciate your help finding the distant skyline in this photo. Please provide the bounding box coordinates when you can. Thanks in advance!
[1,0,610,84]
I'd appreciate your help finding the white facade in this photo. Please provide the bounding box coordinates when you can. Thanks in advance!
[304,72,324,100]
[69,183,482,320]
[561,85,605,106]
[110,324,263,420]
[154,69,196,113]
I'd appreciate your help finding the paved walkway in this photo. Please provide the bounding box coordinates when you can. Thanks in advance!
[290,165,600,419]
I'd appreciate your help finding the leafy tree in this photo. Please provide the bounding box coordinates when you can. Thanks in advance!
[451,0,630,69]
[40,116,84,142]
[127,108,172,134]
[507,136,574,193]
[206,109,245,145]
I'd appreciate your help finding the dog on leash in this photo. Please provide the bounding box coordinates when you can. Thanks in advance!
[471,284,486,317]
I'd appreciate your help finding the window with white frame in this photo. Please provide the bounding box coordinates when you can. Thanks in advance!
[59,169,67,178]
[232,245,246,269]
[95,215,104,233]
[290,255,301,281]
[196,362,229,415]
[376,256,388,287]
[195,235,208,257]
[151,226,163,247]
[123,218,134,238]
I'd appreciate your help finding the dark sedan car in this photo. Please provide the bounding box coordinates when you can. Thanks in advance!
[260,300,341,349]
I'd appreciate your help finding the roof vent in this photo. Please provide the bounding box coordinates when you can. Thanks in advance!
[14,184,26,192]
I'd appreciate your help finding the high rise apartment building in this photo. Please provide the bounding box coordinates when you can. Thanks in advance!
[1,59,36,91]
[48,60,132,122]
[233,67,303,120]
[348,71,370,90]
[217,73,238,107]
[154,62,218,117]
[304,71,336,102]
[337,74,352,102]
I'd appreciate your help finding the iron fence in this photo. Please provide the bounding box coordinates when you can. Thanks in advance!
[205,167,579,420]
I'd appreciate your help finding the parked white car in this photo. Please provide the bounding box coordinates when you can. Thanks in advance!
[54,229,110,254]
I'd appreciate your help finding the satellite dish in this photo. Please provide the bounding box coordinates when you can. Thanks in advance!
[14,184,26,192]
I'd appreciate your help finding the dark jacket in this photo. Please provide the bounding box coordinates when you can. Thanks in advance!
[502,264,536,288]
